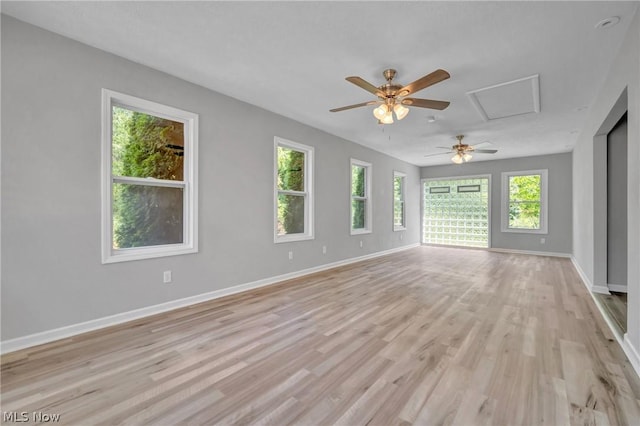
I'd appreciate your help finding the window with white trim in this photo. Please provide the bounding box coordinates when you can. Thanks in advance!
[351,159,372,234]
[101,89,198,263]
[274,137,314,243]
[501,169,548,234]
[393,171,406,231]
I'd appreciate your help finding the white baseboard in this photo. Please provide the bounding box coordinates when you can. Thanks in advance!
[608,284,628,293]
[489,247,571,258]
[571,257,639,379]
[623,334,640,379]
[571,256,611,294]
[0,243,419,355]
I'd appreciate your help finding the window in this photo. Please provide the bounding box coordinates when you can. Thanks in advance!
[393,171,406,231]
[274,137,314,243]
[501,169,548,234]
[351,159,372,234]
[423,177,490,248]
[101,89,198,263]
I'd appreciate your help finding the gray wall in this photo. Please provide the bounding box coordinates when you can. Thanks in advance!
[573,8,640,356]
[1,16,420,341]
[421,153,572,254]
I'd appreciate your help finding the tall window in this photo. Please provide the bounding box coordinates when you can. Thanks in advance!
[501,169,548,233]
[393,171,406,231]
[274,137,314,243]
[351,159,372,234]
[101,89,198,263]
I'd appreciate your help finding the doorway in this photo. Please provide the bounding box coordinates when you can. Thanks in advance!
[593,88,628,335]
[607,113,628,292]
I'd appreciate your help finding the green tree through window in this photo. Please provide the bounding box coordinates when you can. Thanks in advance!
[112,106,185,249]
[351,165,366,229]
[508,174,541,229]
[277,146,306,235]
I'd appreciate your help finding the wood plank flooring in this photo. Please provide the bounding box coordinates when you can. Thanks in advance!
[2,246,640,425]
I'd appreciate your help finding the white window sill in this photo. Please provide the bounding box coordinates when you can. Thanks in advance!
[501,227,548,234]
[102,245,198,264]
[350,229,372,235]
[274,234,315,244]
[393,226,407,232]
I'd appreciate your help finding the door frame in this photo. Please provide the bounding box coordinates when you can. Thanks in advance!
[593,88,628,294]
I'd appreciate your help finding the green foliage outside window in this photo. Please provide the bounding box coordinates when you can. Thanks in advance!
[394,176,404,227]
[112,106,185,249]
[351,165,366,229]
[277,146,305,235]
[508,175,541,229]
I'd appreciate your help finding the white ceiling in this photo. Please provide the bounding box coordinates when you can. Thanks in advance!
[3,1,637,166]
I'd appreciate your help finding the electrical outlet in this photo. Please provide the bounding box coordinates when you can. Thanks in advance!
[288,251,293,260]
[359,240,363,248]
[540,238,546,244]
[322,245,327,254]
[163,270,172,283]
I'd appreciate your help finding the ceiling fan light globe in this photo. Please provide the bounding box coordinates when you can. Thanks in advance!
[463,153,472,162]
[381,111,394,124]
[393,103,409,120]
[451,153,463,164]
[373,104,388,120]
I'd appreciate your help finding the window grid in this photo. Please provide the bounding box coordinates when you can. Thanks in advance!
[423,178,489,248]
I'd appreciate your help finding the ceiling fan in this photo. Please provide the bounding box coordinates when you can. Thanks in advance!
[424,135,498,164]
[330,68,451,124]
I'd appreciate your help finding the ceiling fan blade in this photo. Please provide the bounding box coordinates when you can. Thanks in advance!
[424,151,453,157]
[473,149,498,154]
[401,98,450,110]
[345,76,385,97]
[397,69,450,97]
[436,146,454,150]
[330,100,379,112]
[471,141,492,149]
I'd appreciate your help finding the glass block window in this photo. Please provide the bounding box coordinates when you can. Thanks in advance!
[422,177,490,248]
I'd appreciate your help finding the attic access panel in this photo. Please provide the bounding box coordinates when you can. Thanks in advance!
[467,75,540,121]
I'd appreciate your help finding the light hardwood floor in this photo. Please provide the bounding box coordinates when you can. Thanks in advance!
[2,246,640,425]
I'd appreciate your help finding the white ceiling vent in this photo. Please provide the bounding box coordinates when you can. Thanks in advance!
[466,75,540,122]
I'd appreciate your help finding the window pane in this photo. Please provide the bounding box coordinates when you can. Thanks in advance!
[508,175,541,202]
[394,177,403,200]
[509,201,541,229]
[277,146,305,191]
[352,199,366,229]
[352,165,365,197]
[112,106,184,180]
[394,201,404,227]
[112,183,184,249]
[508,175,541,229]
[277,194,305,235]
